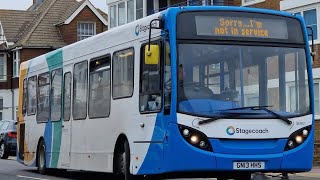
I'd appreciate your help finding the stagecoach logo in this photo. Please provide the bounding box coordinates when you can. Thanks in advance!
[135,21,158,36]
[226,126,235,135]
[226,126,269,136]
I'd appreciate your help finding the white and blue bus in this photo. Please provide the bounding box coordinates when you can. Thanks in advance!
[18,6,314,180]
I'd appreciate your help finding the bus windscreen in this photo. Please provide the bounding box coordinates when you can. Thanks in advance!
[177,11,305,44]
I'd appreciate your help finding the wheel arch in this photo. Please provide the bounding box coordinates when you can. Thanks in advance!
[113,133,129,173]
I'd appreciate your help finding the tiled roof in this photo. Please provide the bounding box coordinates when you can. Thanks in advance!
[56,1,85,25]
[0,10,38,43]
[97,9,108,21]
[0,0,107,49]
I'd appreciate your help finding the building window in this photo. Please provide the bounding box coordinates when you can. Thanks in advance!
[110,5,117,28]
[89,56,111,118]
[136,0,143,20]
[77,22,96,41]
[13,50,20,77]
[304,9,318,40]
[147,0,154,15]
[0,53,7,81]
[314,83,319,115]
[112,48,134,99]
[294,9,318,41]
[118,2,126,26]
[242,0,265,6]
[127,0,134,23]
[311,83,320,116]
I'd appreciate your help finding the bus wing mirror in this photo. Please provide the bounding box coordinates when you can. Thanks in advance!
[145,45,159,65]
[306,26,316,60]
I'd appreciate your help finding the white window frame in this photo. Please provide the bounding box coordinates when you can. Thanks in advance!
[118,1,126,26]
[109,3,118,28]
[127,0,135,23]
[242,0,265,6]
[13,50,20,78]
[311,81,320,120]
[0,53,7,81]
[77,22,96,41]
[108,0,147,28]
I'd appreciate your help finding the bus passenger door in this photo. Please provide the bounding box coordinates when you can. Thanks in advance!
[60,71,72,168]
[135,41,166,174]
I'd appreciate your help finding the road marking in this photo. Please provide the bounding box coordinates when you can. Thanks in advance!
[17,175,49,180]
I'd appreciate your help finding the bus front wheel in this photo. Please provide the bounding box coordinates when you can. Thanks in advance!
[118,140,136,180]
[37,140,47,175]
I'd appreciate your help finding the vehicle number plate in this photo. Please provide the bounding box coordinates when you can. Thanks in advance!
[233,162,265,170]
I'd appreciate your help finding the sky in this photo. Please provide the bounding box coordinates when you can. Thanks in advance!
[0,0,107,12]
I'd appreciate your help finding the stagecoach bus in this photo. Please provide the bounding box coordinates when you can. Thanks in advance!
[17,6,314,180]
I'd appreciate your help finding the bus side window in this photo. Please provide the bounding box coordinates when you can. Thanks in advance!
[112,48,134,99]
[73,61,88,120]
[139,42,162,112]
[27,76,37,116]
[37,72,50,123]
[22,79,27,116]
[89,56,111,118]
[51,68,62,121]
[63,72,72,121]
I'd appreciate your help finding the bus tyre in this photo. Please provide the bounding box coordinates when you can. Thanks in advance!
[235,173,251,180]
[119,140,135,180]
[37,140,47,175]
[0,142,9,159]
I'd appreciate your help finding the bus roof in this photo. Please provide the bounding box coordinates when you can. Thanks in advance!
[20,6,300,75]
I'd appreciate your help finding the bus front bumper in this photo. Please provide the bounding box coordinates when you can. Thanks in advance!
[160,123,314,174]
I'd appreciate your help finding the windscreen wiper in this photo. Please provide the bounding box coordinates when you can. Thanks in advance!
[198,113,242,125]
[223,105,293,125]
[198,111,266,125]
[199,109,266,125]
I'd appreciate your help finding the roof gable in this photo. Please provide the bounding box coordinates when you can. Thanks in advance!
[59,0,108,26]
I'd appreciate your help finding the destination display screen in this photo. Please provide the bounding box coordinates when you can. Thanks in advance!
[177,11,305,44]
[195,16,288,39]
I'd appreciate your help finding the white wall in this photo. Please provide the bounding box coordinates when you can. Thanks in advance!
[0,89,18,120]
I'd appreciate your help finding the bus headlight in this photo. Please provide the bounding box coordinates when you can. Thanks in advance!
[178,124,213,152]
[285,125,311,151]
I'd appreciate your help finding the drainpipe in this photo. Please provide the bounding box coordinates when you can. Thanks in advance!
[8,51,14,120]
[11,89,14,120]
[10,65,14,120]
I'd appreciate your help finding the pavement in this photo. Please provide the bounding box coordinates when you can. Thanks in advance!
[255,168,320,179]
[293,168,320,178]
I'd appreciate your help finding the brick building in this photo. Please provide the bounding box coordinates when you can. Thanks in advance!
[0,0,108,121]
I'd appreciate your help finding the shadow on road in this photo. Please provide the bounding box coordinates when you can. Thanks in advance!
[25,169,119,180]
